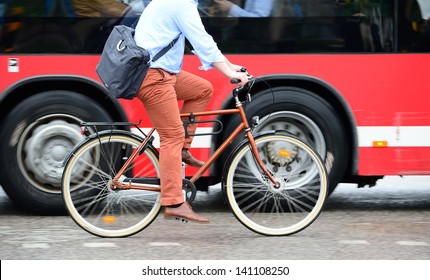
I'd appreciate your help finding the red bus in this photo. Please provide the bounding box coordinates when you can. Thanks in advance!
[0,0,429,215]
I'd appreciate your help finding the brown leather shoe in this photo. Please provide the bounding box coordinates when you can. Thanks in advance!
[164,202,209,223]
[182,149,204,168]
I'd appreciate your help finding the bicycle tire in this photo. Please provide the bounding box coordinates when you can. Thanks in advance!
[61,131,161,238]
[224,132,328,236]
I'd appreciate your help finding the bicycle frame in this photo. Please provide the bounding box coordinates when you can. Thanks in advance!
[111,95,279,191]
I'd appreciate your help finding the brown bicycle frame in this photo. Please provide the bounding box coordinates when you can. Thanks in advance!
[111,100,279,191]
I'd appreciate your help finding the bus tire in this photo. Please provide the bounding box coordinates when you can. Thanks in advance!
[0,91,113,215]
[221,86,349,194]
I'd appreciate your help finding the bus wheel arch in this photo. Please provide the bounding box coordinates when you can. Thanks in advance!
[0,90,116,215]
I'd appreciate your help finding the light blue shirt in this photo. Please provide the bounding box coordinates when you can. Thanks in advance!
[134,0,224,74]
[230,0,273,17]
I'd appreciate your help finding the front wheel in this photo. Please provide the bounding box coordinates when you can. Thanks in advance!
[224,133,328,236]
[61,132,161,238]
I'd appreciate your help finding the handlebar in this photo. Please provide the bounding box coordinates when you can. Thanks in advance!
[228,67,254,102]
[230,76,254,90]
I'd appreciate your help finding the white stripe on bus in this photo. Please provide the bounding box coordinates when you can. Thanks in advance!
[132,126,430,148]
[358,126,430,147]
[131,127,213,148]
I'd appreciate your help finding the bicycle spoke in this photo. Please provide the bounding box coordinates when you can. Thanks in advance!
[225,134,328,236]
[62,133,161,237]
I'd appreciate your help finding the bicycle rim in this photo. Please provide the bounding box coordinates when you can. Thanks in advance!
[225,134,328,236]
[62,134,161,238]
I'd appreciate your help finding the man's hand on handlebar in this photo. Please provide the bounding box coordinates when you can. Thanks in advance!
[230,67,253,88]
[212,60,252,88]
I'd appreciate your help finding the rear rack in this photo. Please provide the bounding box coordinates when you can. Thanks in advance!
[80,120,148,137]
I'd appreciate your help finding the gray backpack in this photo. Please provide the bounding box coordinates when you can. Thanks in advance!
[96,25,178,99]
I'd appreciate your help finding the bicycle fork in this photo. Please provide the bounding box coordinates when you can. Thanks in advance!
[236,99,281,188]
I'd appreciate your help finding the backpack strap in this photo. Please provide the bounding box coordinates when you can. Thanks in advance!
[130,17,180,63]
[151,36,180,63]
[131,17,139,29]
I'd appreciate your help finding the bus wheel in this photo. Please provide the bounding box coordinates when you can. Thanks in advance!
[221,86,349,194]
[0,91,113,215]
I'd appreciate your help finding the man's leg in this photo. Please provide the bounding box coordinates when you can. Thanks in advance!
[137,69,209,223]
[175,71,213,167]
[137,69,184,206]
[175,70,213,149]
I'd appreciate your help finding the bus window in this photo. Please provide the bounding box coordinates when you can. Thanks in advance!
[202,0,429,53]
[336,0,395,52]
[400,0,430,51]
[73,0,128,17]
[0,0,143,53]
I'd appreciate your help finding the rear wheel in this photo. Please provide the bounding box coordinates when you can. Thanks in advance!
[62,132,161,238]
[224,133,328,236]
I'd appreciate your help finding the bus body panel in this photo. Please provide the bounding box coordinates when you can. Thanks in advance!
[1,53,429,176]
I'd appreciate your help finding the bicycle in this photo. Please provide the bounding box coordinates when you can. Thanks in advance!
[61,78,328,237]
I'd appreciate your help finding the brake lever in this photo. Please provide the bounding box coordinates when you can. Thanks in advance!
[246,93,252,102]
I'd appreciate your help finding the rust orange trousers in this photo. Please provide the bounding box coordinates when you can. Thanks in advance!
[137,69,213,206]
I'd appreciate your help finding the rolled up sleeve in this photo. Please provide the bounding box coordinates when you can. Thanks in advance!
[176,2,225,70]
[193,48,224,71]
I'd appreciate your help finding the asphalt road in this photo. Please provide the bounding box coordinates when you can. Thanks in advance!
[1,176,430,260]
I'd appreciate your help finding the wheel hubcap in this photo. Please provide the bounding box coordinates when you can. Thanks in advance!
[18,115,85,193]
